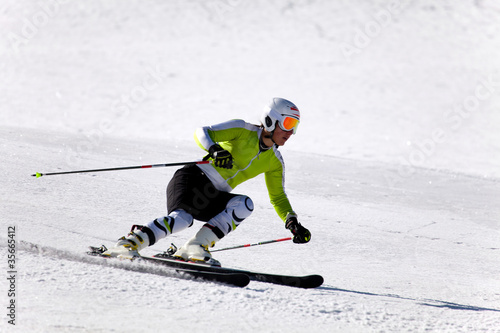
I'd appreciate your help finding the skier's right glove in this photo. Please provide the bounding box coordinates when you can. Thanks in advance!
[285,216,311,244]
[207,144,233,169]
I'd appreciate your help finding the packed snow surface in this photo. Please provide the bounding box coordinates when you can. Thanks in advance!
[1,0,500,332]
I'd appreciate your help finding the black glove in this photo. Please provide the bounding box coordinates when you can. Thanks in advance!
[208,144,233,169]
[285,216,311,244]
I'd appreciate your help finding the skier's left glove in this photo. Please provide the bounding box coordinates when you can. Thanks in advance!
[285,216,311,244]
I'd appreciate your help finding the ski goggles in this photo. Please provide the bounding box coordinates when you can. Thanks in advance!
[278,116,300,133]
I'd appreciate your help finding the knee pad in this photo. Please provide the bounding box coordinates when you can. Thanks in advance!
[227,195,254,222]
[169,209,194,229]
[206,195,254,238]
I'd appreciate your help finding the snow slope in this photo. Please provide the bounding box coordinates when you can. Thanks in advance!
[1,0,500,332]
[1,127,499,332]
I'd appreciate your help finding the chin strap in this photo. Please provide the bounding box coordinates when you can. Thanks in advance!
[260,132,275,151]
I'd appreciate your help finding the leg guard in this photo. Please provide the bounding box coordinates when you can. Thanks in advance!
[143,209,193,246]
[173,195,253,266]
[206,195,254,239]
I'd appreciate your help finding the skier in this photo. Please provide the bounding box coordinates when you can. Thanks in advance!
[103,97,311,265]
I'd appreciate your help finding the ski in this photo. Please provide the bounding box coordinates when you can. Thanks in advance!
[172,269,250,288]
[88,245,324,289]
[87,246,250,288]
[150,252,324,289]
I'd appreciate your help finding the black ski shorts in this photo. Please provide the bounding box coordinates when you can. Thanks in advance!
[166,164,237,222]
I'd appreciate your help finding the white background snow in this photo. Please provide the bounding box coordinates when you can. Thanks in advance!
[1,0,500,332]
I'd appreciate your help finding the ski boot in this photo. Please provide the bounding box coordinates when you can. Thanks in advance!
[173,226,221,266]
[102,225,150,259]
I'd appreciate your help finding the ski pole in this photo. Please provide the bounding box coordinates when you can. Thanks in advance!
[211,237,292,252]
[32,160,212,178]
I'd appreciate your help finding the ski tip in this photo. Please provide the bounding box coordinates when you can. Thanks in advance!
[32,172,42,178]
[300,275,324,289]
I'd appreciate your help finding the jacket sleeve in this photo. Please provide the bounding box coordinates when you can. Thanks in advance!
[265,153,296,222]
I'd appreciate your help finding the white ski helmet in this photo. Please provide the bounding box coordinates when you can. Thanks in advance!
[260,98,300,134]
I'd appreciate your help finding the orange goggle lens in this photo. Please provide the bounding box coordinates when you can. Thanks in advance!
[280,116,299,132]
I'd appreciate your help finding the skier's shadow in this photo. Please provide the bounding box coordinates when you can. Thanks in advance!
[318,285,500,312]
